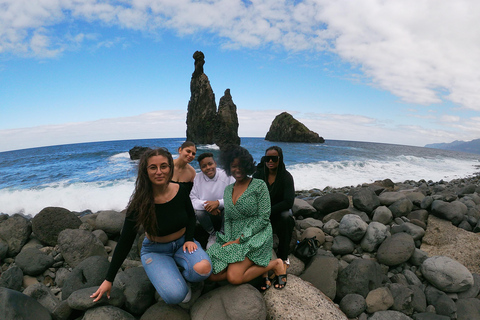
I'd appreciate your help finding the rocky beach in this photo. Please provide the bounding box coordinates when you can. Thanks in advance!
[1,175,480,320]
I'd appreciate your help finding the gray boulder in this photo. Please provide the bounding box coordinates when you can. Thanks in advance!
[92,229,109,245]
[23,283,59,314]
[191,284,266,320]
[369,310,413,320]
[424,285,457,319]
[62,256,110,300]
[313,193,350,216]
[455,298,480,320]
[323,209,351,223]
[114,266,155,315]
[386,283,414,316]
[389,198,414,218]
[0,214,31,256]
[409,248,429,266]
[0,287,51,320]
[67,286,125,310]
[407,209,430,224]
[336,259,386,299]
[339,293,365,318]
[57,229,107,268]
[300,255,338,300]
[409,285,427,313]
[140,301,190,320]
[360,221,388,252]
[379,192,406,206]
[391,222,426,241]
[0,238,8,260]
[15,248,54,276]
[372,206,393,225]
[331,236,355,255]
[365,287,394,313]
[420,196,434,210]
[292,198,317,218]
[377,233,415,266]
[83,305,135,320]
[94,210,125,235]
[338,214,368,242]
[31,207,82,246]
[457,273,480,299]
[296,218,323,231]
[431,200,467,225]
[263,275,348,320]
[352,187,380,214]
[421,256,474,293]
[0,266,23,291]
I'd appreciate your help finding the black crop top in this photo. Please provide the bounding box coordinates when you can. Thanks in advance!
[105,184,196,282]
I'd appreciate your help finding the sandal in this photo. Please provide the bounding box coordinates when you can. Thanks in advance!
[260,276,272,292]
[273,274,287,290]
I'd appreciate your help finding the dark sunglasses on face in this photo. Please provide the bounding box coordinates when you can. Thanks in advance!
[262,155,279,163]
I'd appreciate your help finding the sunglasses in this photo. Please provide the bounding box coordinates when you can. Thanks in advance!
[262,155,279,163]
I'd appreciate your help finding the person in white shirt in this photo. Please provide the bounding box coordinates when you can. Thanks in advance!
[190,152,235,249]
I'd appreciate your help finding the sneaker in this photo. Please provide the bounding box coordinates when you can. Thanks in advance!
[206,233,216,249]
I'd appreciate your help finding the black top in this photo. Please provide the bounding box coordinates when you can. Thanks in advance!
[171,181,194,193]
[105,184,196,282]
[253,161,295,217]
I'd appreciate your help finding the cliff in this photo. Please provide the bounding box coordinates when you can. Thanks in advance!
[425,139,480,155]
[265,112,325,143]
[214,89,241,149]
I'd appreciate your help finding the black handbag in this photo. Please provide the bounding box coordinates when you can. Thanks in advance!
[294,237,321,261]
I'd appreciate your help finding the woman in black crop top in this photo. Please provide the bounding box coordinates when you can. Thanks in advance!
[171,141,196,192]
[91,148,212,304]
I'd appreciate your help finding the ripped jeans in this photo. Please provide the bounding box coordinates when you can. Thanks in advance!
[140,235,212,304]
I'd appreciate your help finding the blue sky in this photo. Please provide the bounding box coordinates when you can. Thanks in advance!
[1,0,480,152]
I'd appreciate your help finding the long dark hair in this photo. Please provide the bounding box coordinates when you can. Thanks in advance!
[126,148,174,235]
[260,146,286,193]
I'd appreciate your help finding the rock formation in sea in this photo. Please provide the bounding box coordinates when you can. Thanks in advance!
[186,51,240,149]
[265,111,325,143]
[214,89,241,149]
[186,51,217,144]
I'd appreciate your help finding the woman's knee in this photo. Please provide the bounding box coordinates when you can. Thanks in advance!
[193,259,212,275]
[161,289,187,304]
[226,272,243,285]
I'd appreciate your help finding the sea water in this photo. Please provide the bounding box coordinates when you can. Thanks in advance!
[0,138,479,216]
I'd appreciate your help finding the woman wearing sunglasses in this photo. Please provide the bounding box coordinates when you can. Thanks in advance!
[253,146,295,289]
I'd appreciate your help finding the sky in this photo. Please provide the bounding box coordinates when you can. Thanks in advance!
[1,0,480,152]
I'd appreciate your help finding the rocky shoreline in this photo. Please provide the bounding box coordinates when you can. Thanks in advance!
[1,175,480,320]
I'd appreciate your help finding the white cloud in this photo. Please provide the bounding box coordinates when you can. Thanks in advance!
[1,0,480,110]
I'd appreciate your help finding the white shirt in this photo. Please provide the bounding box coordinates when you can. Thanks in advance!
[190,168,235,211]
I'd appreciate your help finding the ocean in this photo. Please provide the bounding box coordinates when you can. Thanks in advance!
[1,137,479,217]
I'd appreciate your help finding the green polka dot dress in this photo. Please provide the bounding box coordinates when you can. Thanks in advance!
[207,178,273,274]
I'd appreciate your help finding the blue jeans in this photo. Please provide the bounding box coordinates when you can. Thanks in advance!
[140,235,212,304]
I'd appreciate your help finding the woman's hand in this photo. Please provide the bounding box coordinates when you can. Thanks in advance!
[90,280,112,302]
[183,241,198,254]
[222,237,241,247]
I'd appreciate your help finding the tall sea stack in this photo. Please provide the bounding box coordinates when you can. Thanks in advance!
[186,51,217,144]
[214,89,241,149]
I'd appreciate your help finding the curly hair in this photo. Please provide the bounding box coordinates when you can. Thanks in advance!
[219,145,256,176]
[126,147,174,236]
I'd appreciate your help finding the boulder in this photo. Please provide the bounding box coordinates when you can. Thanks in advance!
[339,293,366,318]
[0,214,31,256]
[336,259,386,299]
[23,283,59,314]
[457,273,480,299]
[378,192,406,206]
[31,207,82,246]
[140,301,190,320]
[391,222,426,241]
[371,206,393,225]
[214,89,241,149]
[386,283,414,316]
[128,146,150,160]
[14,248,54,276]
[265,112,325,143]
[300,255,338,300]
[0,238,8,260]
[455,298,480,320]
[191,284,266,320]
[0,287,51,320]
[369,310,413,320]
[421,256,474,293]
[0,266,23,291]
[62,256,110,300]
[94,210,125,235]
[365,287,394,313]
[296,218,323,231]
[114,267,155,315]
[424,285,457,319]
[388,198,414,218]
[338,214,368,242]
[331,236,355,255]
[360,221,388,252]
[421,215,480,274]
[313,193,350,216]
[352,187,380,214]
[67,286,125,310]
[431,200,468,225]
[292,198,317,218]
[83,305,135,320]
[323,209,351,224]
[263,275,347,320]
[377,233,415,266]
[57,229,107,268]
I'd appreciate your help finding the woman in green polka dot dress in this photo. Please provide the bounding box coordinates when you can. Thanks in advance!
[206,146,286,289]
